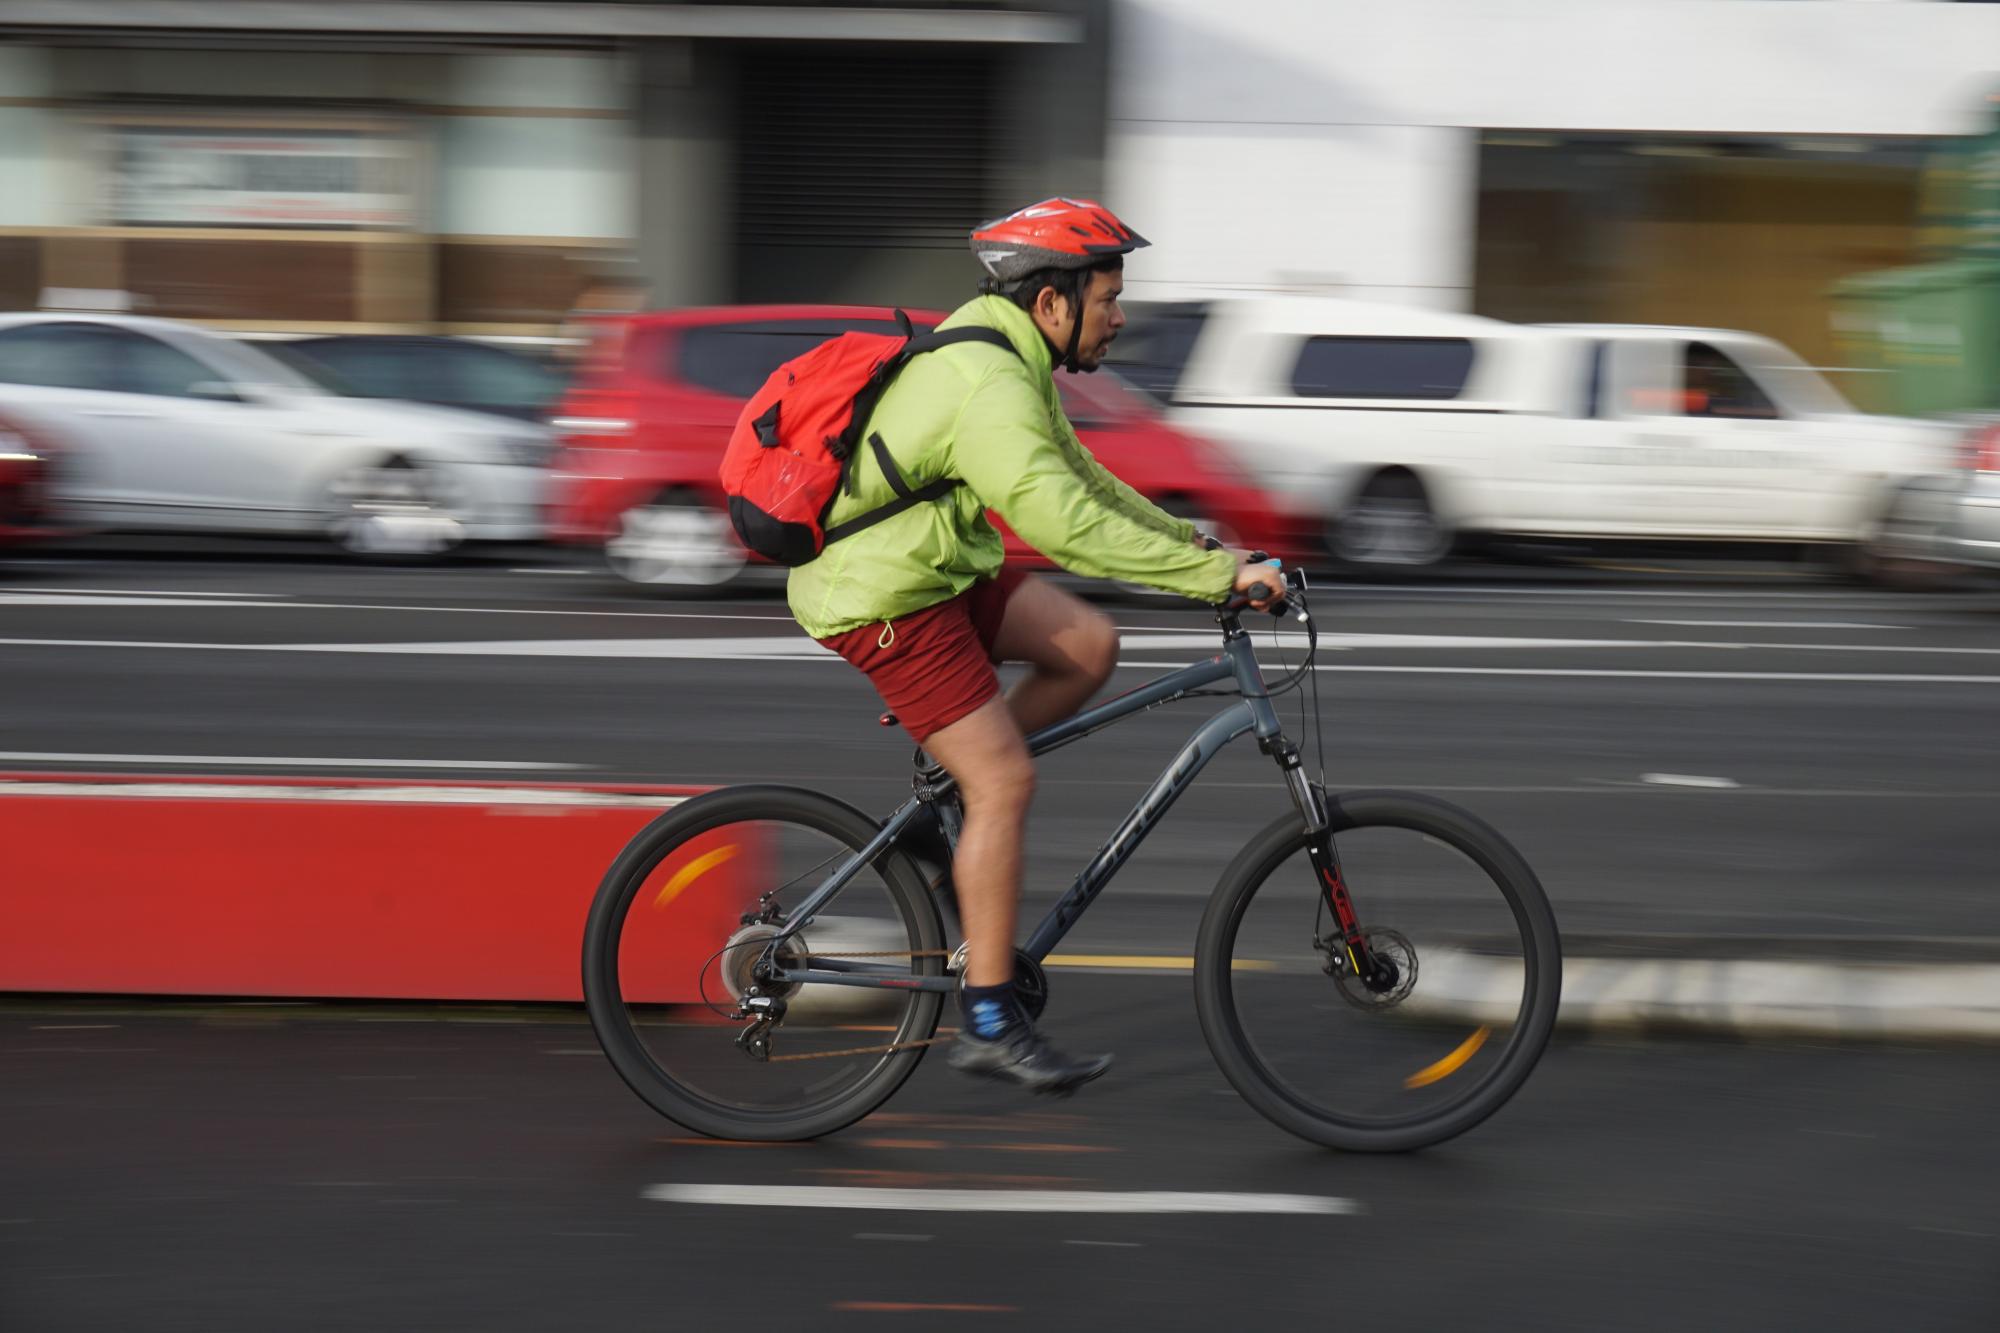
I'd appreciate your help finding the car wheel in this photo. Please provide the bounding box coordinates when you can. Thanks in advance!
[1327,470,1450,573]
[604,490,748,592]
[324,456,465,560]
[1843,480,1962,591]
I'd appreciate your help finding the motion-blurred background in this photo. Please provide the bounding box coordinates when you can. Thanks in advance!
[5,5,2000,1332]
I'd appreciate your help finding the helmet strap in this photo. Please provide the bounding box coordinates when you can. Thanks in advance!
[1061,285,1086,373]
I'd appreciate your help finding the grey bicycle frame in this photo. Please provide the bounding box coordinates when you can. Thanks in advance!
[765,626,1326,996]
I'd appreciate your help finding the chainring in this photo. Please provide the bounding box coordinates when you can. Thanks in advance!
[948,944,1050,1021]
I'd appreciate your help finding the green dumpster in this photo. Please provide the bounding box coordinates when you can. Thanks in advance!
[1831,258,2000,416]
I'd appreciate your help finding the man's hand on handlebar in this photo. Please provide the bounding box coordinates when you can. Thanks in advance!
[1231,557,1284,611]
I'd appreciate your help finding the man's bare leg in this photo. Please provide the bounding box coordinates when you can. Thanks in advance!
[919,695,1032,990]
[923,690,1111,1091]
[989,575,1120,736]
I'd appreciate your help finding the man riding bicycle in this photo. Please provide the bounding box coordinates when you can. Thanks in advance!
[789,198,1276,1094]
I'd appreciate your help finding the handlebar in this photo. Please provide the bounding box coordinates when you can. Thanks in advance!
[1219,556,1308,621]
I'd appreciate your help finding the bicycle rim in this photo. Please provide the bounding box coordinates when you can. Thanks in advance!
[1197,792,1560,1151]
[584,787,944,1140]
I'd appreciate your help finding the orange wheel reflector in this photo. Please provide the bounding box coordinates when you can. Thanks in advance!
[1404,1026,1490,1089]
[652,844,739,911]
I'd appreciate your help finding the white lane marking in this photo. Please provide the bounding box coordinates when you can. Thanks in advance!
[0,752,582,771]
[0,636,830,658]
[1333,585,1919,600]
[645,1185,1360,1215]
[506,567,596,576]
[1640,773,1741,789]
[0,782,678,808]
[0,594,295,608]
[2,588,279,599]
[273,636,835,659]
[0,596,794,622]
[1120,661,2000,685]
[1630,620,1900,630]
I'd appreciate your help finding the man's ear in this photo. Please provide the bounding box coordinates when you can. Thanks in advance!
[1034,284,1067,326]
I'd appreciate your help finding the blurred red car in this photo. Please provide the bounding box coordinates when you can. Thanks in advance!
[546,305,1283,590]
[0,409,61,547]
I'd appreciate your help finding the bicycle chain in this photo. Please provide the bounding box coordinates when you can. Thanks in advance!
[753,949,954,1062]
[767,1034,952,1062]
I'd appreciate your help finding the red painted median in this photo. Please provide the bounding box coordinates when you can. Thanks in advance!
[0,774,758,1003]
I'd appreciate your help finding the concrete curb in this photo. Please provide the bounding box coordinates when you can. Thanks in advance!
[1411,943,2000,1041]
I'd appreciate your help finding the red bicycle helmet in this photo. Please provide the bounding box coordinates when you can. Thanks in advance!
[969,197,1149,286]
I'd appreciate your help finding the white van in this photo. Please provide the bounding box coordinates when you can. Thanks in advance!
[1111,297,1956,577]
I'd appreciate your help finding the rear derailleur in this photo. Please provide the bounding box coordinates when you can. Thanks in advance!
[734,991,788,1062]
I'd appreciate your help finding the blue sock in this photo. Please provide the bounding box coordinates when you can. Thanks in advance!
[960,981,1023,1040]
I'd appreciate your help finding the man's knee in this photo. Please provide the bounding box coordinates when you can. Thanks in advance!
[960,748,1036,814]
[1078,612,1119,687]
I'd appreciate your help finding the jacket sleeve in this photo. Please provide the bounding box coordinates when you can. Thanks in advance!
[944,363,1238,601]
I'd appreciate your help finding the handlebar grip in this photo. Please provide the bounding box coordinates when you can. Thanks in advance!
[1222,582,1274,614]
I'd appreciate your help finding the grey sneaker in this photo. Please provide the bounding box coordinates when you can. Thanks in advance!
[947,1026,1113,1095]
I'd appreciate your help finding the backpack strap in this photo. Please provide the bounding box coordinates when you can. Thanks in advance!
[823,433,961,544]
[822,324,1022,547]
[899,325,1018,360]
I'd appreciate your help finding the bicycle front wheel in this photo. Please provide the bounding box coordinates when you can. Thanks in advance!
[1195,791,1560,1152]
[582,785,946,1141]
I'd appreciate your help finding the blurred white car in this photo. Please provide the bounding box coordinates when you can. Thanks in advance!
[1113,298,1958,578]
[0,313,550,555]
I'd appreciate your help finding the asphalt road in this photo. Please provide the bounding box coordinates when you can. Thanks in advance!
[4,985,1998,1332]
[4,547,2000,1330]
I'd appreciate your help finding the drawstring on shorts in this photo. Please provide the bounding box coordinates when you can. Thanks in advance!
[877,621,895,650]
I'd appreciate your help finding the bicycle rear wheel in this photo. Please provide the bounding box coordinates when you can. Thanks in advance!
[1195,790,1560,1152]
[582,785,946,1141]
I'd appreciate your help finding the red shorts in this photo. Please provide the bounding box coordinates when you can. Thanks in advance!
[818,569,1028,743]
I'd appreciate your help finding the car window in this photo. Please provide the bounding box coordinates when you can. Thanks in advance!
[1105,302,1207,404]
[1054,376,1100,429]
[112,332,225,399]
[0,324,124,392]
[449,345,563,412]
[1056,368,1154,430]
[674,319,909,398]
[1289,337,1475,400]
[287,339,418,399]
[1683,342,1781,420]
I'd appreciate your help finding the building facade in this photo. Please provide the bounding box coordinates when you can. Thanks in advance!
[0,0,1106,337]
[1106,0,2000,371]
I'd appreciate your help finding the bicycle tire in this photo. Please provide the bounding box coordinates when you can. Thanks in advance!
[583,784,946,1141]
[1195,790,1561,1152]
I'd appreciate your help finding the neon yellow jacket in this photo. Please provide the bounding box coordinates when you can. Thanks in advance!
[786,295,1238,638]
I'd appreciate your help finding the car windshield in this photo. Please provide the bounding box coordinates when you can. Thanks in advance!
[1103,302,1209,404]
[1731,339,1853,416]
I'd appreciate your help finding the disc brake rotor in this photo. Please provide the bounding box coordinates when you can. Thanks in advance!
[1331,927,1418,1011]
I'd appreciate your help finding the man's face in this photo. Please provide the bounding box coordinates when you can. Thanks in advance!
[1069,268,1126,371]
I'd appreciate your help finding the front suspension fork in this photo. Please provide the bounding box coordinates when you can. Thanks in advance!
[1270,740,1382,984]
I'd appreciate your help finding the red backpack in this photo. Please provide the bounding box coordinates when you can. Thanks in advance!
[719,313,1017,566]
